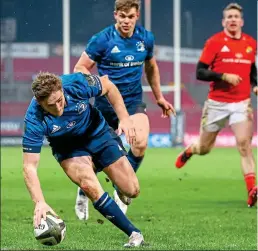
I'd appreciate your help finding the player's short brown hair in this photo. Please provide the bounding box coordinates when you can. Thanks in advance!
[32,72,62,101]
[223,3,243,17]
[114,0,141,12]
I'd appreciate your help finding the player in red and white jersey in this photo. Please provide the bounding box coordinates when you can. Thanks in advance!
[175,3,257,207]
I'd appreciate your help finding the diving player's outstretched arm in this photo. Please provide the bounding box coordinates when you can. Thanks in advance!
[23,152,58,227]
[145,58,176,117]
[74,52,96,74]
[23,153,43,204]
[99,75,136,145]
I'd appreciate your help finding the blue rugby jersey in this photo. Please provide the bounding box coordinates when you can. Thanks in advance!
[85,24,154,110]
[22,73,104,153]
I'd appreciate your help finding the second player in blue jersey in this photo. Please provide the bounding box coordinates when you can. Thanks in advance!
[74,0,175,218]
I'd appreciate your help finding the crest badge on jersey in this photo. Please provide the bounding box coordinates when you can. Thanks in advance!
[76,101,87,114]
[136,41,145,52]
[246,46,253,54]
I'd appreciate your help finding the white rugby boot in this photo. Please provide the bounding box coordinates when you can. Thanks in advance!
[75,187,89,220]
[113,190,131,214]
[124,231,144,248]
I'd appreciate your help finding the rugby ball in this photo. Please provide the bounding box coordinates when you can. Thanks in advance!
[34,212,66,246]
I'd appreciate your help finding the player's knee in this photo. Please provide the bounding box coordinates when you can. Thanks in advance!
[128,185,140,198]
[134,137,148,153]
[125,180,140,198]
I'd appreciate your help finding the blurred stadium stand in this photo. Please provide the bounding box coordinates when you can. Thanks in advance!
[1,0,257,146]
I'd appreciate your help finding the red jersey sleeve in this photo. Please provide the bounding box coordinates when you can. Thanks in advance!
[199,38,218,65]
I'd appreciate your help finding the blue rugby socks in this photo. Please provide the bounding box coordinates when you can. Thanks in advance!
[127,149,144,173]
[94,192,140,236]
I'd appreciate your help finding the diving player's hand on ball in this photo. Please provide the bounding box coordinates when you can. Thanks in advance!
[34,201,58,228]
[117,118,136,146]
[157,97,176,118]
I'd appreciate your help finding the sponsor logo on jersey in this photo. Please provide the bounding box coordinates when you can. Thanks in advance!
[136,41,145,52]
[111,46,121,53]
[109,61,144,67]
[222,58,251,64]
[125,55,134,61]
[221,45,230,52]
[51,125,61,134]
[66,121,76,128]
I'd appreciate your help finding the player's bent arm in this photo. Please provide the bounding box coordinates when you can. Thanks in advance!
[144,57,164,101]
[74,52,96,74]
[23,152,45,204]
[197,61,242,86]
[196,61,224,81]
[99,75,130,121]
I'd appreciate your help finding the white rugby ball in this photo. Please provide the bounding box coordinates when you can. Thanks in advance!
[34,212,66,246]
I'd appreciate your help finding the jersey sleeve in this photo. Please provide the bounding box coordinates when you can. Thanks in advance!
[199,38,218,65]
[73,73,103,99]
[85,33,107,62]
[22,117,45,153]
[145,31,155,60]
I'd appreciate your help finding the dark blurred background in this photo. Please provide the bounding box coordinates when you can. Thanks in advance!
[1,0,256,47]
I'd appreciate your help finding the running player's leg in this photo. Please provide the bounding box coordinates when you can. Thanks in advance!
[175,99,227,168]
[229,99,257,207]
[88,127,144,246]
[112,104,149,213]
[76,104,148,217]
[75,113,121,219]
[104,103,148,174]
[175,129,219,168]
[128,103,149,173]
[61,154,143,246]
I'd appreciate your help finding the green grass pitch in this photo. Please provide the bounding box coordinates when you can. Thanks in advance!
[1,147,257,250]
